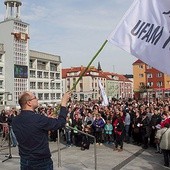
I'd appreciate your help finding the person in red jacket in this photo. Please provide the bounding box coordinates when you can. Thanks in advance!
[113,116,125,152]
[161,111,170,128]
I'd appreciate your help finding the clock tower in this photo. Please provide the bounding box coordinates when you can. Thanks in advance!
[0,0,29,106]
[4,0,22,20]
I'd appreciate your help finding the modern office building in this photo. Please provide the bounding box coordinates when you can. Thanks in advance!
[29,50,62,105]
[0,0,62,108]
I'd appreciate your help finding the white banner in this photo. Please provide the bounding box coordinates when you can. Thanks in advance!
[107,0,170,75]
[98,80,109,106]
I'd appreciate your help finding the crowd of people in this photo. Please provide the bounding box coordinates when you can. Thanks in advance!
[0,96,170,167]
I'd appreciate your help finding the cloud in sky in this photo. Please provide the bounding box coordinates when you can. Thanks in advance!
[0,0,136,74]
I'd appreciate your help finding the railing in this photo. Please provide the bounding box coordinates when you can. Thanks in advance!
[57,125,97,170]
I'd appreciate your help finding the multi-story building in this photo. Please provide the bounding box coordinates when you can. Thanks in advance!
[29,50,62,105]
[133,59,170,100]
[0,0,62,108]
[103,72,120,100]
[0,0,29,107]
[62,66,133,101]
[62,66,105,101]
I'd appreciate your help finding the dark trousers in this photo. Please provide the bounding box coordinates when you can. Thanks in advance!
[105,134,113,143]
[115,134,123,149]
[150,128,156,146]
[50,130,57,142]
[73,133,82,147]
[20,157,53,170]
[95,131,103,144]
[162,149,170,167]
[133,131,142,144]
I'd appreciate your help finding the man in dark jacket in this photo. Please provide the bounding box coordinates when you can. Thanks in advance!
[12,91,71,170]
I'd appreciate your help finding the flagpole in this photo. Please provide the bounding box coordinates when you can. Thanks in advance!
[55,40,108,112]
[71,40,108,90]
[55,39,108,112]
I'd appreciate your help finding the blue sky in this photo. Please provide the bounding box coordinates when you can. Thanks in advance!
[0,0,136,74]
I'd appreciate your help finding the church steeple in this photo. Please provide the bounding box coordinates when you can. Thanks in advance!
[4,0,22,21]
[98,61,102,71]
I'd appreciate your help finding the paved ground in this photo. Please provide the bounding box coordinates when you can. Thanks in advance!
[0,139,170,170]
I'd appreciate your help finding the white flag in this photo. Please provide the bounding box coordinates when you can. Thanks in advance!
[98,80,109,106]
[107,0,170,75]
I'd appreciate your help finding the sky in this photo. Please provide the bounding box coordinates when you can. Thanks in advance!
[0,0,136,74]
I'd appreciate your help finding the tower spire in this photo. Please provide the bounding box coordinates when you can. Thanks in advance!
[98,61,102,71]
[4,0,22,21]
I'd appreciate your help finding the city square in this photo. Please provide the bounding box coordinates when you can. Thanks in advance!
[0,139,168,170]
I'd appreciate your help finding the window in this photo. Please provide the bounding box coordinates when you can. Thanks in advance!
[44,82,49,89]
[0,55,2,62]
[80,83,83,92]
[139,65,143,69]
[56,73,60,79]
[44,93,49,100]
[0,67,3,75]
[37,71,42,78]
[56,83,60,89]
[73,78,76,84]
[38,93,43,100]
[139,74,143,78]
[50,82,55,89]
[56,93,61,99]
[50,72,54,79]
[157,81,163,87]
[148,82,153,87]
[37,82,43,89]
[0,80,3,89]
[50,63,57,71]
[157,73,163,77]
[147,73,152,78]
[51,93,55,99]
[30,70,36,78]
[146,65,152,69]
[29,60,33,68]
[30,82,36,89]
[44,72,49,78]
[37,61,46,70]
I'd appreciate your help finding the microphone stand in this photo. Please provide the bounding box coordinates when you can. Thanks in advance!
[2,125,19,162]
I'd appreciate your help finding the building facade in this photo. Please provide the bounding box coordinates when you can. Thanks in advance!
[62,66,133,102]
[29,50,62,106]
[62,66,106,101]
[133,59,170,100]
